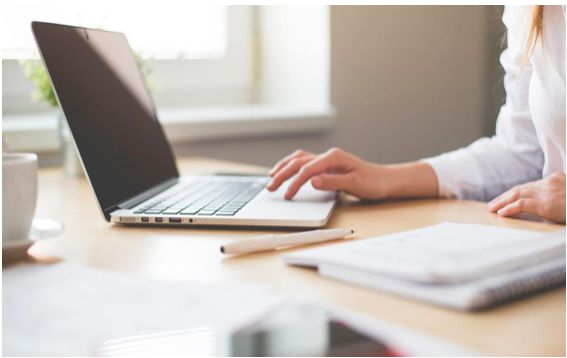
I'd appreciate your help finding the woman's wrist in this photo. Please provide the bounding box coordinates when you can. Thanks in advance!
[382,162,439,199]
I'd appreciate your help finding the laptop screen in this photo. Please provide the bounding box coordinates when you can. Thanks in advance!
[32,22,179,214]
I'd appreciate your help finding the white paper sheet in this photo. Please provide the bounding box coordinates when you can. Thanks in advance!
[2,263,285,356]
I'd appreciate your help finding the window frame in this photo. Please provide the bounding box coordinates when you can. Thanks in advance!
[145,6,256,108]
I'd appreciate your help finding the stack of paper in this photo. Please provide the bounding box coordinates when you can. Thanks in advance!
[284,223,566,310]
[3,260,483,356]
[2,263,285,356]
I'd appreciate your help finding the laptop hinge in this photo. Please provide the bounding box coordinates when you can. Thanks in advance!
[117,177,179,210]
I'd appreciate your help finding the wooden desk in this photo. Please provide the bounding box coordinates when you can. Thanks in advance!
[29,157,565,356]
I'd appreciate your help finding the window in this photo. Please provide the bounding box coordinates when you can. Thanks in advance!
[2,2,254,113]
[2,5,334,152]
[2,1,227,60]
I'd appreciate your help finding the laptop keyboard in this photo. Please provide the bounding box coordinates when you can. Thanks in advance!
[133,179,267,217]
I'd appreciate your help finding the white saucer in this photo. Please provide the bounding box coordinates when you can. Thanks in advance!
[2,218,64,263]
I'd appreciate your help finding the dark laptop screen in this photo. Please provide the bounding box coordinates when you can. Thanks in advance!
[32,22,178,214]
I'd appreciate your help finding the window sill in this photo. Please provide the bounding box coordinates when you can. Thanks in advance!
[2,105,337,152]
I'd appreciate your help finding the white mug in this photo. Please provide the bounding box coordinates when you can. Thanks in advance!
[2,153,38,242]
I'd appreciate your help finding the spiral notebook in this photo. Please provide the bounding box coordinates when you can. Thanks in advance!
[284,223,566,310]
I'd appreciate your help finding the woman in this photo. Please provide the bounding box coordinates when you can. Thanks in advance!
[267,5,566,224]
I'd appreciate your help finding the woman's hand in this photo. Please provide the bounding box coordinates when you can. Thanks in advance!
[267,148,438,200]
[487,173,566,224]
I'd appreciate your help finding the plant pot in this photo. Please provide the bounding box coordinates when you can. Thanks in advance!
[58,112,84,177]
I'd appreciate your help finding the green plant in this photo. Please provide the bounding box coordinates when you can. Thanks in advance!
[133,52,160,93]
[19,52,158,108]
[19,59,58,107]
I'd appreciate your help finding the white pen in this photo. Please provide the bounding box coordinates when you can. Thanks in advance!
[220,228,355,254]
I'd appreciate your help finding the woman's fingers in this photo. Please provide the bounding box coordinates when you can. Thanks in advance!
[496,198,540,217]
[311,173,354,191]
[268,147,362,200]
[487,186,536,212]
[269,150,314,177]
[285,150,344,200]
[488,174,565,223]
[489,184,540,217]
[267,156,314,191]
[487,188,521,212]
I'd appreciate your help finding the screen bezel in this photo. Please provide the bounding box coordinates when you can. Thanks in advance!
[31,21,179,221]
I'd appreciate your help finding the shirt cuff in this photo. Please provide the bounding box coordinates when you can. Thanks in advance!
[420,155,460,199]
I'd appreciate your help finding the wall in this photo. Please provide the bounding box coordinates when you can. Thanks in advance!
[172,5,506,168]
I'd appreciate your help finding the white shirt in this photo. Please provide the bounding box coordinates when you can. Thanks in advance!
[423,5,566,201]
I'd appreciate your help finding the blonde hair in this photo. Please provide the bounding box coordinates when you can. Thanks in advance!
[521,5,544,72]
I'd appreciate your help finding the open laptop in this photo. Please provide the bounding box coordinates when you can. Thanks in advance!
[31,21,337,228]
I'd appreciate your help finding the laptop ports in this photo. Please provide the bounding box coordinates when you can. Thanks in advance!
[169,217,182,223]
[155,217,163,223]
[141,217,149,222]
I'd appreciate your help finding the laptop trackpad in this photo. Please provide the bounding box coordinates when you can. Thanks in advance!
[259,181,336,203]
[235,178,336,222]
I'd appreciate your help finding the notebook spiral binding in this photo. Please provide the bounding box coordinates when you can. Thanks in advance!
[479,262,566,308]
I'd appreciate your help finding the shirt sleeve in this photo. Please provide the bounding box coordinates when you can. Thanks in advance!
[421,5,544,202]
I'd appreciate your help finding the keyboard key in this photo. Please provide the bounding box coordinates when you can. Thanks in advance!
[144,210,163,214]
[205,205,223,210]
[169,205,187,210]
[230,202,247,207]
[216,212,236,216]
[180,208,200,215]
[133,210,145,214]
[162,209,182,215]
[218,207,238,211]
[198,210,217,215]
[222,209,241,213]
[223,204,242,209]
[217,208,237,213]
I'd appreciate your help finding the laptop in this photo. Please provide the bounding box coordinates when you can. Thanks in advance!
[31,21,337,228]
